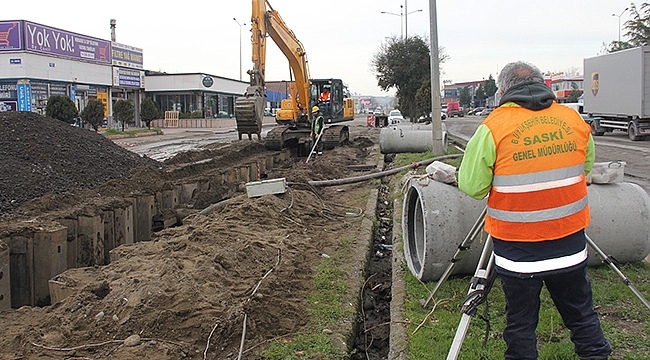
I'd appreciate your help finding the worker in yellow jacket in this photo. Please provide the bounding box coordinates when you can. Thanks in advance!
[458,61,611,360]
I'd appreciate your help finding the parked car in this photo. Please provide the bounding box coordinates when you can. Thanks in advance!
[417,111,447,124]
[388,109,404,124]
[479,108,494,116]
[468,107,485,116]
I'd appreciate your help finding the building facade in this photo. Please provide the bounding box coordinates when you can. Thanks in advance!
[0,20,117,116]
[145,72,247,119]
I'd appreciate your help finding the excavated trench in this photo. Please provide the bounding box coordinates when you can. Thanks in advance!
[350,164,395,359]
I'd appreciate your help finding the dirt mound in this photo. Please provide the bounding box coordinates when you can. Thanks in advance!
[2,189,351,359]
[0,112,383,359]
[0,112,161,216]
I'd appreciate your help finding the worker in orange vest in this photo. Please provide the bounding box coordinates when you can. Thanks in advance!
[318,86,331,102]
[458,61,611,360]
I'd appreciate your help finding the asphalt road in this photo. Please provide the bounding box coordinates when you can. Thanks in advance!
[113,114,650,194]
[443,116,650,195]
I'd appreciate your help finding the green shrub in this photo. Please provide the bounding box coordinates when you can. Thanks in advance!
[45,95,78,124]
[80,99,105,131]
[140,98,161,128]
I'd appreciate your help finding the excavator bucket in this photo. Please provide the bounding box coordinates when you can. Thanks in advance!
[234,85,265,140]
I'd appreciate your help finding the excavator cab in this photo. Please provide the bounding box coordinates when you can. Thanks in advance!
[310,79,352,124]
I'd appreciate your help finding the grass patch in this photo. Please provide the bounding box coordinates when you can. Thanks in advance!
[259,234,358,359]
[404,262,650,359]
[392,147,464,173]
[103,128,161,136]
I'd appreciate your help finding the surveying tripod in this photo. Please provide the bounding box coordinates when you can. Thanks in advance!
[421,207,650,360]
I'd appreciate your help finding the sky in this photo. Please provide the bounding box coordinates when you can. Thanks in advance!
[2,0,637,96]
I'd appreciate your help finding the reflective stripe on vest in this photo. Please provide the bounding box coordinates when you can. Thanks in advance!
[493,164,584,193]
[488,196,588,223]
[494,246,588,273]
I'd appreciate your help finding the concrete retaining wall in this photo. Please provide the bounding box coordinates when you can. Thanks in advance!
[0,150,290,309]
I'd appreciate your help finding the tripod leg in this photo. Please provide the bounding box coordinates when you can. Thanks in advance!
[423,207,488,308]
[446,236,495,360]
[585,234,650,311]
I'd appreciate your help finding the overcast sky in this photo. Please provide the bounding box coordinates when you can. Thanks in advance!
[3,0,636,96]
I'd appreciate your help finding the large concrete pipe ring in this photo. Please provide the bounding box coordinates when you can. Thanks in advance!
[402,179,650,282]
[379,126,448,154]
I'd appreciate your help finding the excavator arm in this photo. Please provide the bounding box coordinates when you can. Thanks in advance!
[234,0,311,140]
[265,4,310,123]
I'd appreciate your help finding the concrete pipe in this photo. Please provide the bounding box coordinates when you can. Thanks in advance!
[379,125,448,154]
[402,179,650,282]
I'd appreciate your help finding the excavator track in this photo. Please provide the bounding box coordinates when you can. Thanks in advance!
[264,125,349,153]
[321,125,350,150]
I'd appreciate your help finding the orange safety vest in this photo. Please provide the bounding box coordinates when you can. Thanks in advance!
[319,91,330,102]
[483,102,592,241]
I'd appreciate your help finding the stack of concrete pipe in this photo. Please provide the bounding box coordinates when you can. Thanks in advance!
[402,179,650,282]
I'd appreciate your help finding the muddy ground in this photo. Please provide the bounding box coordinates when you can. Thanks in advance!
[0,112,388,359]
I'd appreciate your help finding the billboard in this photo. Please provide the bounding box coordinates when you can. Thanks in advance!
[0,21,22,51]
[23,21,111,64]
[112,42,143,69]
[113,67,144,88]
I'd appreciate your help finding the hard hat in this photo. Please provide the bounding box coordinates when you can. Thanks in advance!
[312,106,319,113]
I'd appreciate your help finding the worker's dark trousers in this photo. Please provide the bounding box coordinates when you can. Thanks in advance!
[499,265,612,360]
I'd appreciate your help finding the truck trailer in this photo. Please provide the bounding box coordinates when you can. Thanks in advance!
[583,46,650,140]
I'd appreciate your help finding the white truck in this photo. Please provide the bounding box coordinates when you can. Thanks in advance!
[583,46,650,141]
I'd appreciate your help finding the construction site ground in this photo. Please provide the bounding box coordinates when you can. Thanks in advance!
[2,112,650,360]
[0,111,393,359]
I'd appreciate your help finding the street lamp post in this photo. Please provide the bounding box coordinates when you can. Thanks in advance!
[233,18,246,81]
[612,8,628,42]
[404,0,423,39]
[381,1,423,40]
[381,5,404,39]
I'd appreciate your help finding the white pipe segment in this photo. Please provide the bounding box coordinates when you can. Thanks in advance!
[402,180,650,282]
[379,126,448,154]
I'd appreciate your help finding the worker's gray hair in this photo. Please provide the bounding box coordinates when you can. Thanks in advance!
[497,61,545,93]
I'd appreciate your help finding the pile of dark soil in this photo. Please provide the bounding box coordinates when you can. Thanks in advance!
[0,112,160,216]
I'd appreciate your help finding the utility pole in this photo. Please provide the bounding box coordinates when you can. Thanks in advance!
[428,0,445,155]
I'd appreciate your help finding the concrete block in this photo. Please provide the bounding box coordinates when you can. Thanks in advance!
[9,236,33,308]
[179,183,198,204]
[249,163,260,182]
[246,178,287,198]
[225,168,238,183]
[114,204,134,246]
[58,218,78,269]
[102,211,115,265]
[33,225,67,306]
[77,215,104,267]
[162,188,179,210]
[133,195,154,242]
[239,166,251,183]
[0,238,10,309]
[265,156,274,172]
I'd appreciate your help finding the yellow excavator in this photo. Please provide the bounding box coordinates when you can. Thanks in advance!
[234,0,355,154]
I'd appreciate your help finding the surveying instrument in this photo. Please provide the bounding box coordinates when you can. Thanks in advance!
[421,206,650,360]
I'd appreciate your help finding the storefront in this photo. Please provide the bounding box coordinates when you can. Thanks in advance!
[144,72,247,119]
[0,20,114,116]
